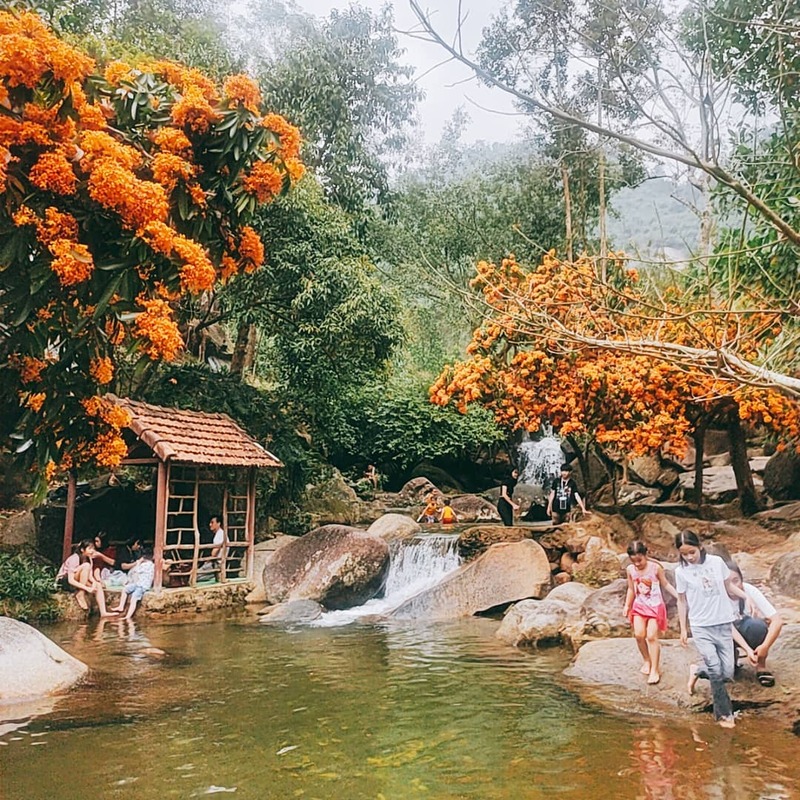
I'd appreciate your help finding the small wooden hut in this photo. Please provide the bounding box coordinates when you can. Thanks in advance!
[62,397,281,591]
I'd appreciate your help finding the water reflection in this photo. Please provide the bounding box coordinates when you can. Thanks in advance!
[1,616,799,800]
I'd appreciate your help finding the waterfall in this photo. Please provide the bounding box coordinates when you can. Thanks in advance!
[518,436,564,487]
[312,534,461,626]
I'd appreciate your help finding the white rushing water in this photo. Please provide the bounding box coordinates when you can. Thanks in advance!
[312,534,461,627]
[518,436,564,487]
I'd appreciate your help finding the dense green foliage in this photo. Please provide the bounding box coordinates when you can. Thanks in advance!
[0,550,58,621]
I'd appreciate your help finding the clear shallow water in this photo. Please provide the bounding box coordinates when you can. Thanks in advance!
[2,614,799,800]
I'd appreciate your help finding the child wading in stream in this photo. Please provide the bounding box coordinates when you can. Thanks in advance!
[623,540,678,685]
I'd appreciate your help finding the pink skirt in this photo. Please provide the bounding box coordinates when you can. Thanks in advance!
[629,598,668,632]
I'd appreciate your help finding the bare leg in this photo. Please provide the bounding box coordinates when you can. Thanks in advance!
[124,594,140,620]
[645,618,661,684]
[632,616,651,674]
[73,563,92,610]
[688,664,699,695]
[95,584,115,617]
[74,589,89,611]
[113,591,128,614]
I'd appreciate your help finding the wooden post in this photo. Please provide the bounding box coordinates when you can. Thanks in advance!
[62,471,77,562]
[191,467,200,586]
[220,485,228,584]
[153,460,169,593]
[246,467,256,581]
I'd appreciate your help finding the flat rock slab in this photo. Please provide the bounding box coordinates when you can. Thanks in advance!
[0,617,88,703]
[390,539,551,620]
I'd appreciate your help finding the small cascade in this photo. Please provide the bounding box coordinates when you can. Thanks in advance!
[312,534,461,626]
[518,436,564,487]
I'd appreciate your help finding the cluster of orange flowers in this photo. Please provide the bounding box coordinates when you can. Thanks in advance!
[223,74,262,114]
[80,396,131,467]
[132,297,183,360]
[433,251,800,455]
[89,356,114,385]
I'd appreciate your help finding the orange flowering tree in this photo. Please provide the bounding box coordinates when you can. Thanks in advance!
[0,11,304,488]
[431,252,800,513]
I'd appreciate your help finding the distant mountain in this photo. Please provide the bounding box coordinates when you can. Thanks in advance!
[606,178,702,263]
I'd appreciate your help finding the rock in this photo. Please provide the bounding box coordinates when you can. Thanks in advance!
[560,551,576,574]
[0,617,88,702]
[448,494,501,523]
[0,510,36,548]
[246,535,296,603]
[731,552,770,582]
[259,599,323,624]
[262,524,390,610]
[396,477,443,507]
[678,466,763,504]
[554,571,572,585]
[552,513,636,551]
[770,553,800,599]
[579,579,630,637]
[594,483,661,506]
[303,469,362,526]
[764,450,800,502]
[408,463,464,493]
[564,626,800,728]
[573,537,624,587]
[546,581,593,609]
[707,452,731,467]
[457,525,532,561]
[496,599,571,646]
[754,502,800,523]
[656,467,680,489]
[629,454,663,486]
[390,540,551,620]
[749,456,771,475]
[367,514,421,542]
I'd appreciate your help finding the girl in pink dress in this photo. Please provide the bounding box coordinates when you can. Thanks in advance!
[623,540,678,684]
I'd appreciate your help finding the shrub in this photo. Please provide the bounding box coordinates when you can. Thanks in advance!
[0,550,59,621]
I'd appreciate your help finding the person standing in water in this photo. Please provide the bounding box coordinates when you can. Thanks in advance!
[496,468,520,527]
[675,530,751,728]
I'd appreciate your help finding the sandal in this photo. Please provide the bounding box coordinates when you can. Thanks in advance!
[757,671,775,687]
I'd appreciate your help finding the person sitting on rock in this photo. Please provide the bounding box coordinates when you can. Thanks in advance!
[723,556,784,687]
[112,546,155,620]
[546,463,588,524]
[56,538,115,616]
[364,464,380,490]
[91,532,116,582]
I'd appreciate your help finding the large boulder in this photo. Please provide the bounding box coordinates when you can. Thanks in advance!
[367,514,421,542]
[0,617,88,702]
[302,469,362,526]
[496,599,571,646]
[629,454,663,486]
[261,525,389,610]
[457,525,533,561]
[0,510,36,548]
[770,553,800,599]
[546,581,593,609]
[390,540,551,620]
[679,466,763,503]
[246,535,296,604]
[396,477,443,507]
[448,494,500,523]
[763,450,800,502]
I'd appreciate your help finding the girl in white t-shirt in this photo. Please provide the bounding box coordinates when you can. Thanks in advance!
[675,530,752,728]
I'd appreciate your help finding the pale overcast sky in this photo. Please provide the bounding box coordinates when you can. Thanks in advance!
[293,1,522,144]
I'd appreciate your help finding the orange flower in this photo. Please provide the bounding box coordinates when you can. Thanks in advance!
[151,152,196,192]
[133,297,183,360]
[79,130,141,171]
[104,318,126,346]
[261,113,301,159]
[89,356,114,385]
[25,392,46,412]
[151,127,192,155]
[285,157,305,184]
[91,430,128,467]
[242,160,283,202]
[88,160,169,229]
[171,85,220,133]
[223,74,262,113]
[104,60,134,86]
[18,356,47,384]
[48,239,94,286]
[171,235,215,293]
[237,225,264,272]
[36,207,79,246]
[29,150,77,195]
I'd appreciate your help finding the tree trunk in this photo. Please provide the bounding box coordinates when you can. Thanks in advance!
[561,163,574,262]
[692,419,706,506]
[230,320,251,380]
[727,411,762,516]
[597,60,608,282]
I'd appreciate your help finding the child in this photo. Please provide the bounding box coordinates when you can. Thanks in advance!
[112,546,155,620]
[675,530,752,728]
[417,494,440,524]
[439,502,458,525]
[56,539,115,616]
[623,540,677,685]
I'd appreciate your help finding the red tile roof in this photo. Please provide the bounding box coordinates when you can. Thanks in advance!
[110,396,282,468]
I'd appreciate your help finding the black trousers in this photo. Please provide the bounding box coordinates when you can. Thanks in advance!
[497,498,514,526]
